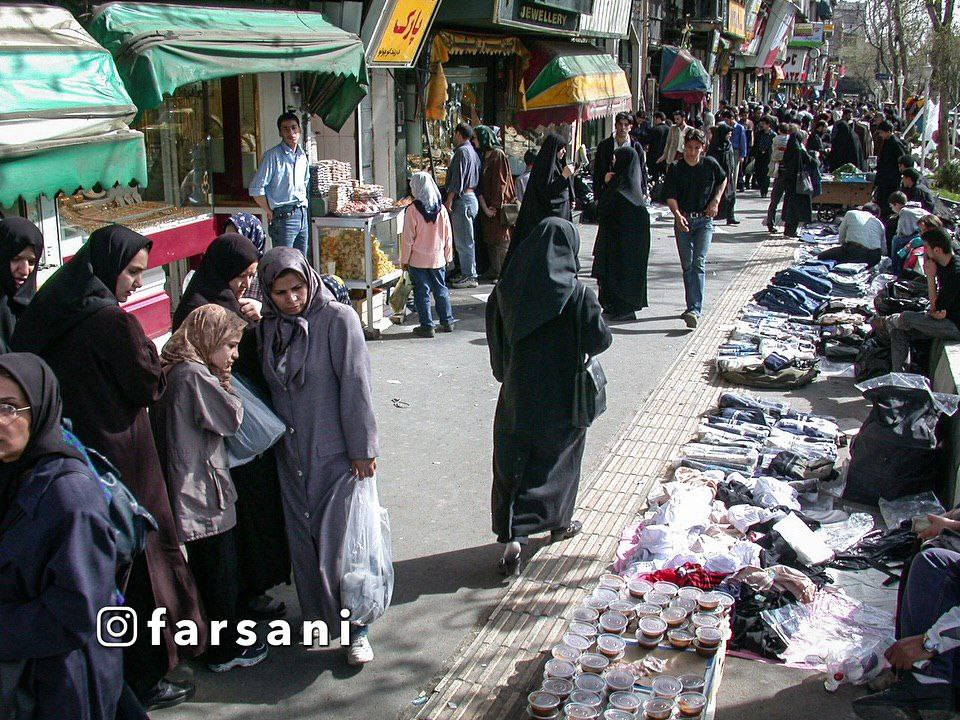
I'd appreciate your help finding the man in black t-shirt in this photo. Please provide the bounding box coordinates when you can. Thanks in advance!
[888,227,960,371]
[662,129,728,328]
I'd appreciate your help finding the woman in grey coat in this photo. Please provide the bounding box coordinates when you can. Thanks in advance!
[257,247,380,665]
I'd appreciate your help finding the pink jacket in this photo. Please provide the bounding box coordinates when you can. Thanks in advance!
[401,204,453,269]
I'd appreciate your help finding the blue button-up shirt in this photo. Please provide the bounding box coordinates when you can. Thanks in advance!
[249,141,309,209]
[730,122,749,159]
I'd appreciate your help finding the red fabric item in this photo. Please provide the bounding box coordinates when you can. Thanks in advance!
[640,562,729,590]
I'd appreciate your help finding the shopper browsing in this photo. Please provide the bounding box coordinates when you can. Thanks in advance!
[663,129,728,329]
[444,122,482,289]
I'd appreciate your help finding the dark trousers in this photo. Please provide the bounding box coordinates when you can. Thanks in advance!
[186,529,242,665]
[755,156,771,196]
[766,176,785,227]
[122,555,169,699]
[897,548,960,685]
[817,243,882,267]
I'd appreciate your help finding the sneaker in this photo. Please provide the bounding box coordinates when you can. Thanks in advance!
[346,635,374,666]
[451,277,479,289]
[681,311,698,329]
[412,325,435,338]
[438,323,455,333]
[208,641,269,673]
[853,673,955,720]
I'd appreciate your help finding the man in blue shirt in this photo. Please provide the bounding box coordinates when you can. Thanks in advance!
[250,112,310,256]
[444,122,481,288]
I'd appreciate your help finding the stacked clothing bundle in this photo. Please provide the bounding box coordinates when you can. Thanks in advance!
[614,393,888,667]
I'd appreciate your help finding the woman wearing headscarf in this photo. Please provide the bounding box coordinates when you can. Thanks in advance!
[707,123,739,225]
[10,225,205,711]
[401,171,455,338]
[256,247,380,665]
[827,120,864,171]
[486,218,612,575]
[154,305,269,673]
[173,233,261,330]
[0,353,121,720]
[780,133,814,238]
[0,218,43,353]
[508,134,574,268]
[475,125,517,280]
[592,147,651,321]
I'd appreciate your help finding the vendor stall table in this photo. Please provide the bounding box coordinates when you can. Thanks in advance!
[813,180,874,221]
[311,209,405,339]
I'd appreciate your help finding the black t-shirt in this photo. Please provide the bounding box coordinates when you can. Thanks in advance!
[662,157,727,214]
[936,255,960,329]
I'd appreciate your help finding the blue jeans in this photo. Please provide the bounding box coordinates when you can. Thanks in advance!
[408,267,454,328]
[269,205,309,256]
[899,548,960,684]
[675,216,714,316]
[451,194,479,280]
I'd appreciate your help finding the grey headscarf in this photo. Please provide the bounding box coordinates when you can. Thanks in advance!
[258,247,335,387]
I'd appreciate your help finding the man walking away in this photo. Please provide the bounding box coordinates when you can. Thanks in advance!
[250,112,310,256]
[445,123,482,289]
[888,228,960,372]
[663,129,727,329]
[593,112,648,200]
[752,116,776,198]
[646,112,671,189]
[765,122,793,233]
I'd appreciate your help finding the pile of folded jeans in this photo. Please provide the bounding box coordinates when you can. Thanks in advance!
[614,393,884,665]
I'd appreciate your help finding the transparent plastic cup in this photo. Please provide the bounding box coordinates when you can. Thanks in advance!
[596,633,627,658]
[579,653,610,676]
[667,628,694,649]
[604,668,636,694]
[651,675,682,700]
[677,691,707,717]
[541,677,573,701]
[643,697,674,720]
[528,691,561,717]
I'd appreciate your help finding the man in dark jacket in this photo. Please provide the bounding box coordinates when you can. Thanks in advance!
[646,111,671,186]
[593,112,648,200]
[874,121,908,214]
[901,168,936,211]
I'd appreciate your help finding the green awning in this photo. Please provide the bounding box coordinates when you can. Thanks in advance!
[0,4,147,207]
[88,2,369,131]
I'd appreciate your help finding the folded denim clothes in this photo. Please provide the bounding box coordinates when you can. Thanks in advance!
[773,267,834,296]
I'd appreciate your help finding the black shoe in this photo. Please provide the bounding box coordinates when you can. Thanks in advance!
[412,325,435,338]
[208,640,270,673]
[853,673,955,720]
[498,551,523,576]
[550,520,583,543]
[140,679,195,712]
[438,323,455,333]
[767,224,781,234]
[760,192,768,198]
[727,219,741,225]
[610,311,636,321]
[680,311,699,329]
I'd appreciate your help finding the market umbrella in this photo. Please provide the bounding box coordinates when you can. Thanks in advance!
[659,46,710,103]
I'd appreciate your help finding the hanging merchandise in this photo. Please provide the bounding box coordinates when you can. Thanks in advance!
[844,374,960,504]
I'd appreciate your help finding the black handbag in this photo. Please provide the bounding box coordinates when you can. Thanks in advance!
[572,284,608,428]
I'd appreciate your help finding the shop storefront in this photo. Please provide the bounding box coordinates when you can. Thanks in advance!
[740,0,799,102]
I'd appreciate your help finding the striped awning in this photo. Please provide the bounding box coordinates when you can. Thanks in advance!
[514,40,631,130]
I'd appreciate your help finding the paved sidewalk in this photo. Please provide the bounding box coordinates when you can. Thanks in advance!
[404,229,822,720]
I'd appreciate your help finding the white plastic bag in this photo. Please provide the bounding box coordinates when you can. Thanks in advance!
[340,475,394,625]
[225,377,286,468]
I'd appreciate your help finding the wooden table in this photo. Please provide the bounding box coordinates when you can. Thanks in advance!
[813,180,874,221]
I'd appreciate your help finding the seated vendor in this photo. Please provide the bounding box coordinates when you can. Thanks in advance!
[853,513,960,719]
[887,227,960,372]
[901,168,936,212]
[817,203,885,267]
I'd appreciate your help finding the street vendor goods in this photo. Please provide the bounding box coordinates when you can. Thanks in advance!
[320,228,397,281]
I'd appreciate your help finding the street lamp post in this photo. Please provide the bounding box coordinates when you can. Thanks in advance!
[920,62,934,169]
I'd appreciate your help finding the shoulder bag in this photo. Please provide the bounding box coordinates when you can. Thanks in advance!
[498,203,520,227]
[572,284,608,428]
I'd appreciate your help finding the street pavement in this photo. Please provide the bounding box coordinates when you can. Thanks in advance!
[158,196,776,720]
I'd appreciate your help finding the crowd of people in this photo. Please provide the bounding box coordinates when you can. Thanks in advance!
[1,96,959,720]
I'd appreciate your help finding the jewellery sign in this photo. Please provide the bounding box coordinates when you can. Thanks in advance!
[365,0,442,67]
[495,0,583,33]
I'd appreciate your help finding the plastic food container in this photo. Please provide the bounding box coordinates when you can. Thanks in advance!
[552,643,582,663]
[571,605,601,624]
[544,659,577,680]
[696,626,723,648]
[599,611,628,635]
[643,697,674,720]
[527,704,559,720]
[528,691,561,717]
[697,592,722,611]
[604,668,636,693]
[644,591,671,607]
[594,588,620,604]
[634,603,661,619]
[677,691,708,717]
[693,639,719,658]
[713,591,736,612]
[563,632,594,653]
[667,628,694,649]
[651,675,682,700]
[690,612,720,629]
[627,579,653,598]
[579,653,610,675]
[584,595,610,612]
[677,586,703,602]
[670,597,698,616]
[638,617,668,638]
[575,671,607,694]
[652,581,680,598]
[541,678,573,701]
[569,621,600,639]
[608,690,644,714]
[599,573,626,591]
[596,633,627,658]
[661,606,686,628]
[608,600,637,618]
[637,632,663,649]
[565,704,601,720]
[568,690,603,709]
[603,710,635,720]
[678,674,705,692]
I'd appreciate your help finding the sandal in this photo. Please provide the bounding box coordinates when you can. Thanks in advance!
[550,520,583,543]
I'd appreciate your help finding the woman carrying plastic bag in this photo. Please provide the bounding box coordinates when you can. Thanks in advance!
[340,474,394,627]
